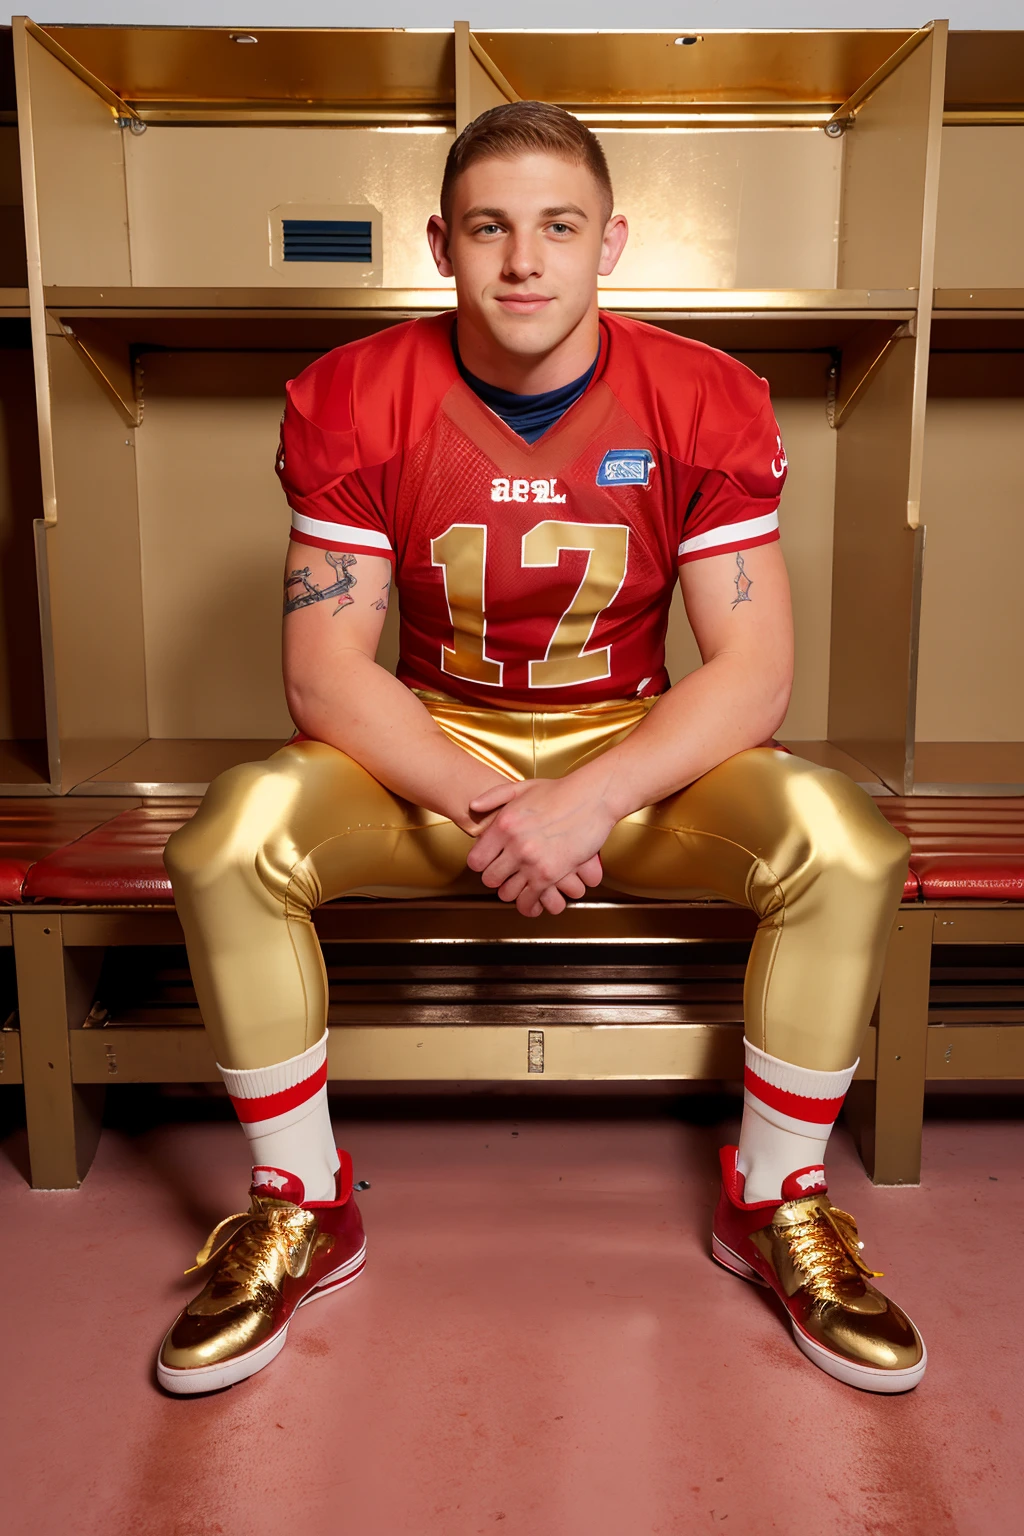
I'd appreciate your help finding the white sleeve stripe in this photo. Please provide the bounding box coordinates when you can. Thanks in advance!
[291,511,393,552]
[677,510,779,557]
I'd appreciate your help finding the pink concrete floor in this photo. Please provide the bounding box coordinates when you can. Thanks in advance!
[1,1096,1021,1536]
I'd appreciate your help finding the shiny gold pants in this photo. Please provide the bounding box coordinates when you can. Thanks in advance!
[165,697,910,1075]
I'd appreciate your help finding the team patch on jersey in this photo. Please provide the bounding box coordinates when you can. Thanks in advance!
[596,449,656,488]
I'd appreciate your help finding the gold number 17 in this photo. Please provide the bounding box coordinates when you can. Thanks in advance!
[430,520,630,690]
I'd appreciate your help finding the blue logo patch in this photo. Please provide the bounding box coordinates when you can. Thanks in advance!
[596,449,656,488]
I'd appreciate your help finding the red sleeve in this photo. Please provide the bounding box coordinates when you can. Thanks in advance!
[276,347,396,563]
[677,385,786,566]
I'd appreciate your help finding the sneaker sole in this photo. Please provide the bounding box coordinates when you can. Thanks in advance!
[156,1242,367,1396]
[711,1234,927,1394]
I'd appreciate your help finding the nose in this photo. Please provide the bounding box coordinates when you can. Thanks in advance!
[502,230,543,283]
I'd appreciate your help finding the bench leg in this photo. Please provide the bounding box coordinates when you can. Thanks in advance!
[847,907,933,1186]
[14,914,105,1189]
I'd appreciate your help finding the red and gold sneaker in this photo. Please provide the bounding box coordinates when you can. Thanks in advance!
[157,1151,366,1395]
[712,1147,926,1393]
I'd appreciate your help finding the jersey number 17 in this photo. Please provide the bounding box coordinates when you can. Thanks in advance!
[431,520,630,690]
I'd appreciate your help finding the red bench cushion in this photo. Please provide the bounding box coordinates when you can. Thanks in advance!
[908,857,1024,901]
[22,805,197,903]
[18,793,1024,906]
[0,803,134,903]
[876,798,1024,900]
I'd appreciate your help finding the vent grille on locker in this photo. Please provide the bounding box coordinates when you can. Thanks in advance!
[281,219,373,263]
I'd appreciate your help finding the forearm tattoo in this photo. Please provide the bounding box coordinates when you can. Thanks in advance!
[284,550,357,617]
[731,552,753,608]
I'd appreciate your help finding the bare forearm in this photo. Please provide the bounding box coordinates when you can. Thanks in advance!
[571,653,791,821]
[286,653,511,830]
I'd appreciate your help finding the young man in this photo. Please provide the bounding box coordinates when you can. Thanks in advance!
[159,103,924,1396]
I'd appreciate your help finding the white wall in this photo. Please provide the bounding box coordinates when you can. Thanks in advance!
[8,4,1024,29]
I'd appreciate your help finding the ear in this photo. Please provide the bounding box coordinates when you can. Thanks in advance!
[598,213,629,278]
[426,214,454,279]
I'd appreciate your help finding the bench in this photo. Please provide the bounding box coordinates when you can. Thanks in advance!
[3,795,1022,1190]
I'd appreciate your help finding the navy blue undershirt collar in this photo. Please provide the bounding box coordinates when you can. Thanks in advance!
[452,327,599,445]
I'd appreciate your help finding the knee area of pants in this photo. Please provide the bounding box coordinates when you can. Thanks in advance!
[786,768,908,886]
[164,762,290,884]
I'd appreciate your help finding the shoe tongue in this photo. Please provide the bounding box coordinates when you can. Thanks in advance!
[250,1165,305,1203]
[780,1165,828,1201]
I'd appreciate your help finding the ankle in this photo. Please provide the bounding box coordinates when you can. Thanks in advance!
[737,1042,856,1202]
[219,1033,340,1205]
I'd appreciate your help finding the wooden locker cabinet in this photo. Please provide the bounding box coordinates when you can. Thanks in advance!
[0,19,1019,798]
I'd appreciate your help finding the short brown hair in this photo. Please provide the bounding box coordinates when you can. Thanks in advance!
[440,100,614,226]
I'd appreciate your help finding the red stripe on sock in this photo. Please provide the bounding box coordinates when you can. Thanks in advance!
[229,1060,328,1124]
[744,1067,845,1126]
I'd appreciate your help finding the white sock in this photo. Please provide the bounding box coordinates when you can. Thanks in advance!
[218,1031,340,1203]
[736,1040,857,1204]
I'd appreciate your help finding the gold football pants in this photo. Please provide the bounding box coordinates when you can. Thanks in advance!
[165,696,910,1075]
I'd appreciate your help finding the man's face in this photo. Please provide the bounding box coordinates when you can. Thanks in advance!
[428,152,627,362]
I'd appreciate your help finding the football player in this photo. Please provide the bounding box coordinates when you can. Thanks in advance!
[158,102,924,1396]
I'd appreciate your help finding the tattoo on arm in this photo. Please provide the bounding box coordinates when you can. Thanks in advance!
[284,550,357,617]
[372,578,391,613]
[731,552,753,609]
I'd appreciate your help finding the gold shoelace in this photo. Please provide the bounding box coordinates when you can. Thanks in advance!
[184,1200,323,1292]
[783,1204,883,1306]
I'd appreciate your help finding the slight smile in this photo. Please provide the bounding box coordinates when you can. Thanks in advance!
[494,295,553,314]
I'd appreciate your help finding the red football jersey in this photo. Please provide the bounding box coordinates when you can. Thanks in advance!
[278,312,786,708]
